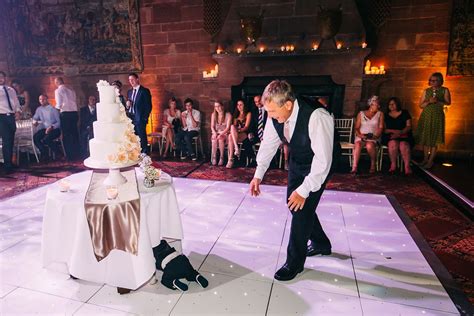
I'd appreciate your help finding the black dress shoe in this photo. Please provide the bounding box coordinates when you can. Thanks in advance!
[274,264,304,281]
[307,243,332,257]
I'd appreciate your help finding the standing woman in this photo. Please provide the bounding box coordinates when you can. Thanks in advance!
[351,95,384,174]
[415,72,451,169]
[227,99,252,168]
[162,97,181,157]
[210,100,231,166]
[11,80,32,119]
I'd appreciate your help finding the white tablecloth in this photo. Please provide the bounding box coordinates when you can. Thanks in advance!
[41,168,183,290]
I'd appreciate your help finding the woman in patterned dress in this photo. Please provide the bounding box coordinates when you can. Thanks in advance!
[415,72,451,169]
[162,97,181,158]
[351,95,385,174]
[210,100,232,166]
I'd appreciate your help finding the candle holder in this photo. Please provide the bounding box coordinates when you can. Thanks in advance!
[58,179,70,192]
[106,185,119,200]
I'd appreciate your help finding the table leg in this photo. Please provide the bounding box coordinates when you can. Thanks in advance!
[117,287,132,295]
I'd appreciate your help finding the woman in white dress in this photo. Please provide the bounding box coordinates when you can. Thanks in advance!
[351,95,385,174]
[162,97,181,157]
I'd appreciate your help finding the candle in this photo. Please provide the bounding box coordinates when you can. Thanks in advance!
[312,44,318,50]
[58,179,70,192]
[259,46,265,53]
[236,48,242,54]
[336,43,342,49]
[362,42,367,48]
[202,71,207,78]
[285,45,290,51]
[290,45,295,51]
[280,46,285,52]
[216,48,222,54]
[380,65,385,74]
[106,186,118,200]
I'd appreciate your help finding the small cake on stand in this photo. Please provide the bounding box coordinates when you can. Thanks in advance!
[84,80,141,186]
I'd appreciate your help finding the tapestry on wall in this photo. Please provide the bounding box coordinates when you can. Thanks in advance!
[447,0,474,76]
[4,0,143,76]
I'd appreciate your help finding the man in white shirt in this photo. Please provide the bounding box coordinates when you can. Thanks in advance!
[54,77,79,161]
[32,94,61,161]
[175,98,200,160]
[249,80,334,281]
[0,71,21,173]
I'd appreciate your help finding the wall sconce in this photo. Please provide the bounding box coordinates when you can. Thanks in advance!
[203,64,219,78]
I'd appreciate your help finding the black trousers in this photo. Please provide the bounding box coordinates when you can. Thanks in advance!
[0,114,16,168]
[285,170,331,269]
[60,112,79,160]
[175,130,199,157]
[33,128,61,156]
[134,122,149,154]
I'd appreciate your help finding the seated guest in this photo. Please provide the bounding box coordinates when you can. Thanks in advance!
[242,95,267,167]
[32,94,61,161]
[382,97,413,175]
[162,97,181,157]
[11,80,32,119]
[352,95,384,174]
[227,99,252,168]
[176,98,200,160]
[210,100,231,166]
[79,95,97,157]
[112,80,127,109]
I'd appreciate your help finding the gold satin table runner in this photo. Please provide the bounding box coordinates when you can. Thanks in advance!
[84,170,140,262]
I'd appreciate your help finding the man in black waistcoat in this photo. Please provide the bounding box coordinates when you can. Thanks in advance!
[249,80,334,281]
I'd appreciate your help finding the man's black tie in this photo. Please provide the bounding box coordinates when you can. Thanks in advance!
[3,86,13,112]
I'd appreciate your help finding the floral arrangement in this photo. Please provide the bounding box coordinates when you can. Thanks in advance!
[96,80,111,87]
[139,154,161,180]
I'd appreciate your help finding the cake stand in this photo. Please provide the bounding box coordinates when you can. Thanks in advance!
[84,158,138,186]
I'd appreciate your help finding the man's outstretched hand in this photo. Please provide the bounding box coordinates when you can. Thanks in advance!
[249,178,262,197]
[288,191,306,211]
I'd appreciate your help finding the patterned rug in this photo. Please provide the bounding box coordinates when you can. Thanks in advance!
[0,159,472,303]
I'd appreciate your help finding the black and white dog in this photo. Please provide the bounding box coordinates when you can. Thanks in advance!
[152,240,209,291]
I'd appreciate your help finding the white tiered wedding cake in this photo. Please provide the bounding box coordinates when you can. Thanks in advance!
[84,80,141,169]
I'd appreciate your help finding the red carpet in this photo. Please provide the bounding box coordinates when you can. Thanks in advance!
[0,159,472,303]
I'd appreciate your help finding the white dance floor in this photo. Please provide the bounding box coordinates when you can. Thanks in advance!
[0,176,460,315]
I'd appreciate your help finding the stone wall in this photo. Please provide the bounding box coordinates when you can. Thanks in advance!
[0,0,472,155]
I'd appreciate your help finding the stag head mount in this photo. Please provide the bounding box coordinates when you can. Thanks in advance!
[318,4,343,40]
[239,10,265,47]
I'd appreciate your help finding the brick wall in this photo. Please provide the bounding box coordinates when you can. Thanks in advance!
[0,0,472,155]
[367,0,473,154]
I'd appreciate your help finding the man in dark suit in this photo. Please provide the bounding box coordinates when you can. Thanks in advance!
[127,73,152,154]
[249,80,334,281]
[79,95,97,158]
[242,95,267,166]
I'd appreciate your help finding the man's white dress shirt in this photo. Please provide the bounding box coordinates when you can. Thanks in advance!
[254,99,334,198]
[55,84,78,112]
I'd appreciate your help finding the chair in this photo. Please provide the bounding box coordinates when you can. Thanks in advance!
[148,113,163,154]
[335,118,355,167]
[49,135,66,160]
[15,119,39,164]
[377,145,404,172]
[192,134,205,159]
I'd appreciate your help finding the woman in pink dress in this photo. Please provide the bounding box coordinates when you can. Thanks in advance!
[352,95,385,174]
[210,100,231,166]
